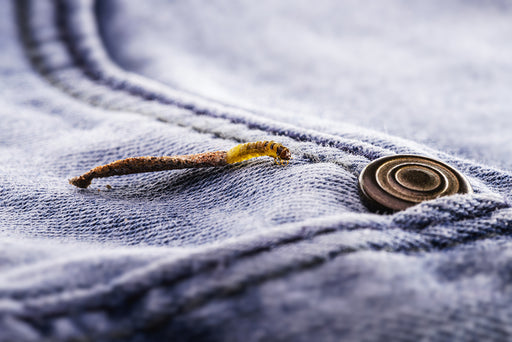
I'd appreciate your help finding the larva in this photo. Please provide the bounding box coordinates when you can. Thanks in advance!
[226,141,291,165]
[69,141,291,188]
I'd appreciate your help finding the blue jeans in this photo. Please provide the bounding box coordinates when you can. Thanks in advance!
[1,0,512,341]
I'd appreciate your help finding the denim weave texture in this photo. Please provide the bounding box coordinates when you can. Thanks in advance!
[1,0,512,341]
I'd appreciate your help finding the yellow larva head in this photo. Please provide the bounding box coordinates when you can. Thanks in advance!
[275,145,291,161]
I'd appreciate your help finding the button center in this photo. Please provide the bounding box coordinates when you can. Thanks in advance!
[394,165,441,192]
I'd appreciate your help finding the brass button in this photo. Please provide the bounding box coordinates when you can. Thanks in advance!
[358,155,472,212]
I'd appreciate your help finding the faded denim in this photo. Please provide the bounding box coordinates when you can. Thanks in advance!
[1,0,512,341]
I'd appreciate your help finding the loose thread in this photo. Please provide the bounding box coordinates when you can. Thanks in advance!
[69,141,291,188]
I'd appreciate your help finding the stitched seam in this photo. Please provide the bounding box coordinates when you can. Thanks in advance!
[61,0,512,185]
[128,222,512,336]
[11,210,512,337]
[18,0,512,188]
[5,221,372,302]
[19,0,393,162]
[8,205,511,307]
[3,193,509,304]
[21,0,511,197]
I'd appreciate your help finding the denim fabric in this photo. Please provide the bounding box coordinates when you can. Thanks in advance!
[1,0,512,341]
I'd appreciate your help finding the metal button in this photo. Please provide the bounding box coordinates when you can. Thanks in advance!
[358,155,472,212]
